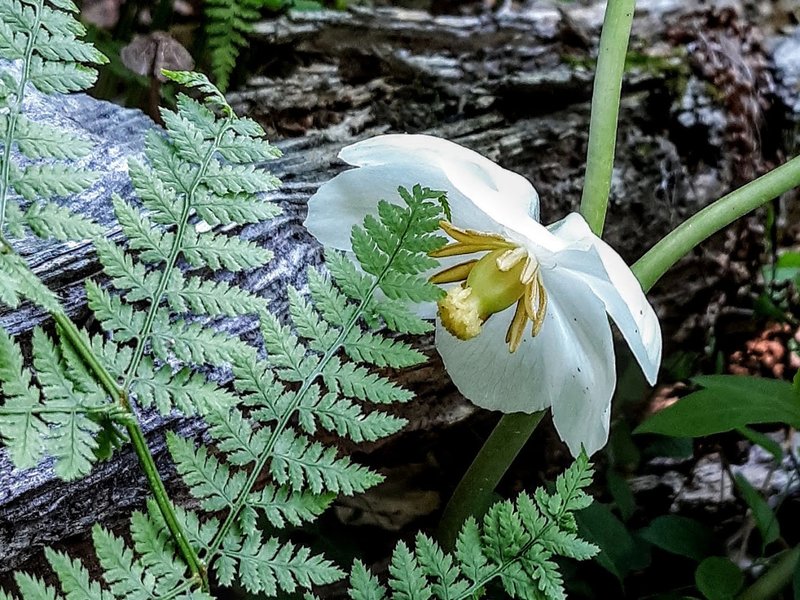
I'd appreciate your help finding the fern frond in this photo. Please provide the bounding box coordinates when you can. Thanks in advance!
[166,272,269,316]
[32,327,102,479]
[130,505,187,593]
[270,429,384,495]
[347,456,598,600]
[194,192,282,227]
[92,525,157,599]
[85,281,145,343]
[24,202,104,241]
[14,114,92,159]
[204,0,262,91]
[248,486,334,529]
[27,55,97,93]
[169,432,248,511]
[180,228,273,271]
[0,328,46,469]
[132,360,238,415]
[9,162,96,201]
[216,533,343,596]
[0,253,60,312]
[350,562,388,600]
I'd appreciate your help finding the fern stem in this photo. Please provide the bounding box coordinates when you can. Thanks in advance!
[53,311,208,588]
[0,0,42,233]
[436,411,545,550]
[122,123,230,391]
[127,416,209,588]
[205,192,427,562]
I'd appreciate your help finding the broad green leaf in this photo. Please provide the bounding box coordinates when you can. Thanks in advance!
[636,376,800,437]
[639,515,717,561]
[734,474,780,548]
[577,502,650,581]
[695,557,743,600]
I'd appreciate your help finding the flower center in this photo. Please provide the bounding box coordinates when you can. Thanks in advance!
[430,221,548,352]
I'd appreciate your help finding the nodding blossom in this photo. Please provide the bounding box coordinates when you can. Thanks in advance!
[304,134,662,456]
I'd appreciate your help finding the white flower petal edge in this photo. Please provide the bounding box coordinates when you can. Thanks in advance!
[304,134,548,251]
[548,214,662,384]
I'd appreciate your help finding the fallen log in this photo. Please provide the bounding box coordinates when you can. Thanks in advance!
[1,0,798,576]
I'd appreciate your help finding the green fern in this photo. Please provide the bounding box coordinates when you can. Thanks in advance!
[0,0,107,242]
[346,454,598,600]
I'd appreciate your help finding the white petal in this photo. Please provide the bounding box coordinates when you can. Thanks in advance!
[335,134,560,248]
[435,270,615,456]
[304,161,451,252]
[541,271,616,456]
[549,213,662,385]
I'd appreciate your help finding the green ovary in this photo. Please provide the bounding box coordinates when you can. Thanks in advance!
[437,249,527,340]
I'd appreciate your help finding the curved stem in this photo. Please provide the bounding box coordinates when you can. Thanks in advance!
[579,0,636,236]
[737,547,800,600]
[632,154,800,291]
[436,411,545,550]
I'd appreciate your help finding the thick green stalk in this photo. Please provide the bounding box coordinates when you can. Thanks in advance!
[737,547,800,600]
[436,412,545,549]
[579,0,636,235]
[632,155,800,290]
[437,0,635,547]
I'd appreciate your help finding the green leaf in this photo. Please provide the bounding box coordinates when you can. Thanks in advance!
[635,376,800,437]
[734,473,780,548]
[181,229,273,271]
[165,272,268,316]
[639,515,718,561]
[27,56,97,93]
[92,525,156,599]
[695,557,743,600]
[45,547,108,600]
[9,162,96,200]
[247,486,334,530]
[15,115,93,159]
[349,561,387,600]
[25,202,104,241]
[737,426,783,463]
[577,502,650,580]
[0,327,46,469]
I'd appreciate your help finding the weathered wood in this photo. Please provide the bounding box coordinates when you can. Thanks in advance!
[1,0,798,575]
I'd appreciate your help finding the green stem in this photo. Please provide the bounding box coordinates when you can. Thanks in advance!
[579,0,636,236]
[53,312,208,589]
[437,1,635,546]
[737,547,800,600]
[632,154,800,291]
[436,412,545,549]
[0,0,42,233]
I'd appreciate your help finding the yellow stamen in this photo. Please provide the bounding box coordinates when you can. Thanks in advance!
[429,259,478,284]
[429,220,550,352]
[505,298,528,353]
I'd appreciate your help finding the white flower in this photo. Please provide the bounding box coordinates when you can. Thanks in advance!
[305,134,661,456]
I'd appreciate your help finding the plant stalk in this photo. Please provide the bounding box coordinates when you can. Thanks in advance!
[632,154,800,290]
[436,411,545,549]
[579,0,636,235]
[53,313,207,588]
[737,547,800,600]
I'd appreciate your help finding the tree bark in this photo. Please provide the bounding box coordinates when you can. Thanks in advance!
[1,0,798,575]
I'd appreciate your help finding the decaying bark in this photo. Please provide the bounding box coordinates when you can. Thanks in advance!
[1,0,799,576]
